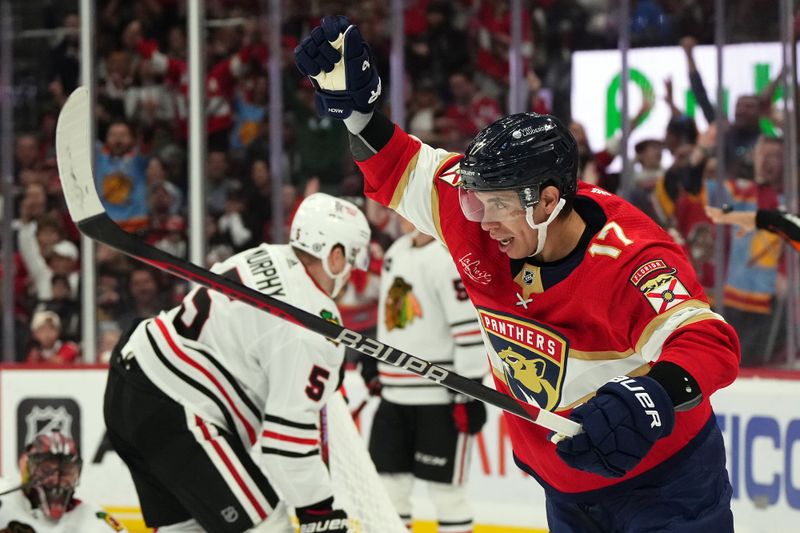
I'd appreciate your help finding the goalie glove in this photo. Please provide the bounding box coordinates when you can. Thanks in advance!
[294,15,381,119]
[555,375,676,478]
[296,498,349,533]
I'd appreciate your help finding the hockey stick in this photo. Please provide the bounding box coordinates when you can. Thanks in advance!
[55,87,581,438]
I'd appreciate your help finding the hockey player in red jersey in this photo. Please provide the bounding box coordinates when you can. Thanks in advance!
[295,16,740,532]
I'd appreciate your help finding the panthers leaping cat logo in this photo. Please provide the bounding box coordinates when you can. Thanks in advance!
[498,347,559,411]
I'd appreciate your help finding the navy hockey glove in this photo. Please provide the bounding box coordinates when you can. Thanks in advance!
[556,375,675,478]
[294,15,381,119]
[452,400,487,434]
[296,498,348,533]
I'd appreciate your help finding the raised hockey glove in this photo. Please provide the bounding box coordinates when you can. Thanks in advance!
[296,498,349,533]
[555,375,675,478]
[294,15,381,119]
[452,399,487,435]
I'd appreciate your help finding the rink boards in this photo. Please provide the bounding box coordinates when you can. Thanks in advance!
[0,365,798,533]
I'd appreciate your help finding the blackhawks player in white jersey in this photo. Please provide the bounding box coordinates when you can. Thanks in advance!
[0,431,127,533]
[103,193,370,533]
[363,215,486,532]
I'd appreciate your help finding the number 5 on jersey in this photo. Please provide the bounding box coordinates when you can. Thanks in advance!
[306,365,331,401]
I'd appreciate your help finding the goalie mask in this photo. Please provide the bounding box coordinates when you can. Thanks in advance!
[290,193,371,297]
[19,431,82,521]
[458,113,578,256]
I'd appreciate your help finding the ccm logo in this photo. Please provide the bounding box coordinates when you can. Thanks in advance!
[609,376,662,428]
[300,518,346,532]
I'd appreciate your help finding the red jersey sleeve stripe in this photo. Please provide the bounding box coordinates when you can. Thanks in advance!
[453,329,482,337]
[195,416,268,520]
[155,317,257,445]
[261,430,319,447]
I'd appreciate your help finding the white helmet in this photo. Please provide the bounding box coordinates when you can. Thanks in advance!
[290,193,371,297]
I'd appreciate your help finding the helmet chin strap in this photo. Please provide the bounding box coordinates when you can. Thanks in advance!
[525,198,566,257]
[322,254,351,298]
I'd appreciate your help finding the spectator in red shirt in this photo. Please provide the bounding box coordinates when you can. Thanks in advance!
[471,0,533,98]
[406,1,470,92]
[439,70,502,151]
[26,310,81,365]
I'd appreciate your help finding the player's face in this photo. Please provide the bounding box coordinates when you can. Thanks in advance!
[462,190,539,259]
[33,458,80,489]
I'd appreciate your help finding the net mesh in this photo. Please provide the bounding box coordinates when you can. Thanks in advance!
[322,392,406,533]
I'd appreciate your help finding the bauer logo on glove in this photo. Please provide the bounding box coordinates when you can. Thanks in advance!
[555,375,675,478]
[294,15,382,119]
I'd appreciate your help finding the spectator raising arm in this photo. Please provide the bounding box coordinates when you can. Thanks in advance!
[681,36,716,124]
[706,205,800,251]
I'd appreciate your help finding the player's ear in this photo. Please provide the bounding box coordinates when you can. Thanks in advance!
[327,244,347,276]
[539,185,561,215]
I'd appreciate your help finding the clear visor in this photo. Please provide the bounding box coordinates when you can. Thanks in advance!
[458,188,528,223]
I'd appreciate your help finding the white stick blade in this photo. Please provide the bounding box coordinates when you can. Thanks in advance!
[56,87,104,222]
[537,408,582,438]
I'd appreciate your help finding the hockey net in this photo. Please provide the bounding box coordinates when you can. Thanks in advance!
[322,391,406,533]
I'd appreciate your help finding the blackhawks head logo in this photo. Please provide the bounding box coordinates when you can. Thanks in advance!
[384,276,422,331]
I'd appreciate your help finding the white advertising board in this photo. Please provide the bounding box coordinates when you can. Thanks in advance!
[2,367,799,532]
[571,42,786,157]
[0,367,138,506]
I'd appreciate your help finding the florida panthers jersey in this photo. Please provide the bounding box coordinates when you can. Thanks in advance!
[123,244,345,508]
[377,233,485,405]
[357,125,740,496]
[0,479,126,532]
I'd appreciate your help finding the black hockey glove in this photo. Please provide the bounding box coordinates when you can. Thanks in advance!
[555,375,675,478]
[452,399,487,435]
[359,355,382,397]
[294,15,381,119]
[296,498,349,533]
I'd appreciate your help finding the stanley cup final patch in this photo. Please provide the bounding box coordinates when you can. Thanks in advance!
[630,260,691,314]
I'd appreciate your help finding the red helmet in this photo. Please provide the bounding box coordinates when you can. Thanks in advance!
[19,431,82,520]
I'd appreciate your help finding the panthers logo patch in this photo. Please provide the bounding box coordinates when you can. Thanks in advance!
[478,308,568,411]
[384,277,422,330]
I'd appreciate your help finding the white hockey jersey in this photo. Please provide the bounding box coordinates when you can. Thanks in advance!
[123,244,345,508]
[0,478,127,533]
[377,234,485,405]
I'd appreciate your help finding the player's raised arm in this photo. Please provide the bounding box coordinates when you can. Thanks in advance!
[294,16,462,242]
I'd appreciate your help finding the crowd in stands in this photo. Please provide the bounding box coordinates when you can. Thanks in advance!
[2,0,798,368]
